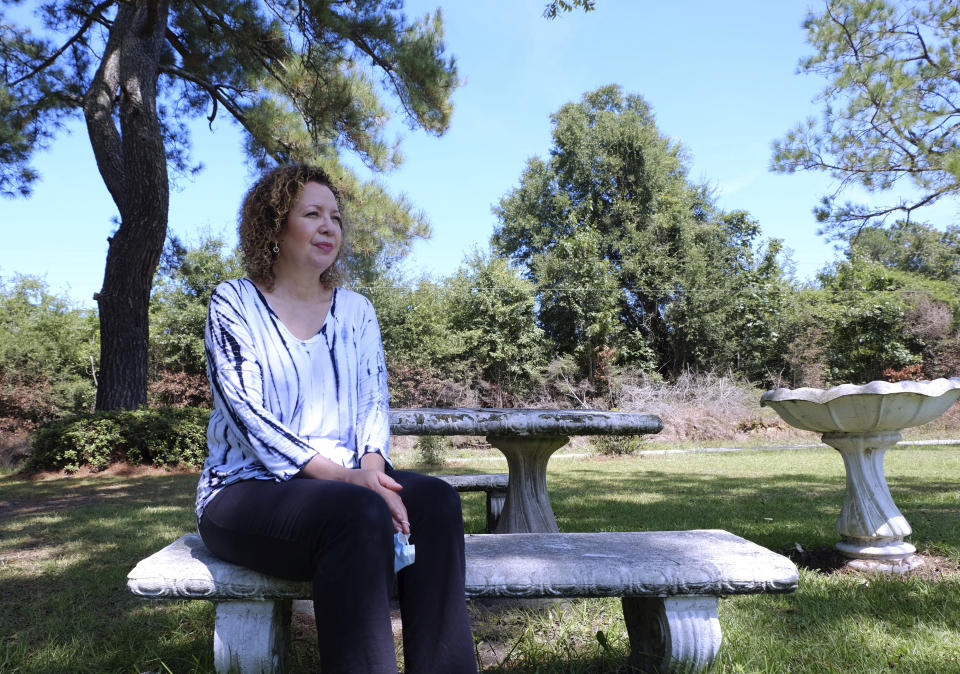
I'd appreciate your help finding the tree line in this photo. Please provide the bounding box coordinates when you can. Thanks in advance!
[2,210,958,432]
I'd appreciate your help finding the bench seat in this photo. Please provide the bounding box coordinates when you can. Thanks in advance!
[128,529,797,672]
[436,473,508,533]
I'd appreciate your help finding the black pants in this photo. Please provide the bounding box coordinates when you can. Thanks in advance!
[198,470,477,674]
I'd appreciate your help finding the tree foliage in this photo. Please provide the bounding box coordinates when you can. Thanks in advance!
[366,255,547,407]
[664,212,792,381]
[0,275,98,421]
[543,0,596,19]
[494,85,791,382]
[847,219,960,281]
[772,0,960,235]
[1,0,457,410]
[810,255,959,383]
[445,253,548,398]
[149,233,242,376]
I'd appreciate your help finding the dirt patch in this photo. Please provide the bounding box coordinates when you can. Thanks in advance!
[0,427,32,469]
[786,544,959,580]
[17,461,199,482]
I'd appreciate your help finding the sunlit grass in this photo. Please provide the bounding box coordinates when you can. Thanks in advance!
[1,444,958,672]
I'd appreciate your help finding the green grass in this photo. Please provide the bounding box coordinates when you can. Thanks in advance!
[2,445,959,672]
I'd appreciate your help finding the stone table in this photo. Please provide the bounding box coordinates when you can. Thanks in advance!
[389,408,663,533]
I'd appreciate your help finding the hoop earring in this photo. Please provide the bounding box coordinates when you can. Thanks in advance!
[271,241,279,254]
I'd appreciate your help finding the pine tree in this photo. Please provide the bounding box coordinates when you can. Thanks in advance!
[1,0,457,409]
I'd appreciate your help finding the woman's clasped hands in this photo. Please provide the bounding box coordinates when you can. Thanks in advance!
[347,460,410,535]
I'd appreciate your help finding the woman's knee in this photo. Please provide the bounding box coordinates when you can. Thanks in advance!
[403,474,464,530]
[286,482,394,548]
[349,486,395,530]
[431,477,463,514]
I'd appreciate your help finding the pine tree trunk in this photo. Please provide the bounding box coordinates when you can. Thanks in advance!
[94,219,160,410]
[85,1,170,411]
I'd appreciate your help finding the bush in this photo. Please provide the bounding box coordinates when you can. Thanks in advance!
[148,370,212,408]
[591,434,644,456]
[0,275,99,422]
[414,435,449,466]
[28,407,210,472]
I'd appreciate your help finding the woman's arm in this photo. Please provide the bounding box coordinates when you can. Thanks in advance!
[354,296,391,465]
[206,283,321,479]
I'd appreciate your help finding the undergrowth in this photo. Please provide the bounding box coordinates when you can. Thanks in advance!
[28,407,210,472]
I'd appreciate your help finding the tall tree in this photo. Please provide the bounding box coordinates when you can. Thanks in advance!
[772,0,960,236]
[846,220,960,281]
[494,86,691,377]
[1,0,456,409]
[493,85,789,380]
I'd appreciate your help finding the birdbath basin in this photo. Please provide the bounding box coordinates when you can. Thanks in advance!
[760,378,960,571]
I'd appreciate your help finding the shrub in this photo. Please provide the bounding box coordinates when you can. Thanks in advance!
[924,337,960,379]
[0,275,99,422]
[414,435,449,466]
[882,364,925,382]
[28,407,210,472]
[591,434,644,456]
[387,362,480,408]
[609,368,780,444]
[148,370,212,408]
[0,417,35,470]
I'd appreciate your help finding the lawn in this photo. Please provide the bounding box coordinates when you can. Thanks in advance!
[1,444,959,672]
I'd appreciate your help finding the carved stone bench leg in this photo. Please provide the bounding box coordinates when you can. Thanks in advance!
[621,595,721,673]
[213,599,291,673]
[486,489,506,533]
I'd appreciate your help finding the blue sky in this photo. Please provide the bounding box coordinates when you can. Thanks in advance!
[2,0,957,308]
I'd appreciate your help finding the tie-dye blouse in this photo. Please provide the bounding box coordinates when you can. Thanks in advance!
[195,278,391,519]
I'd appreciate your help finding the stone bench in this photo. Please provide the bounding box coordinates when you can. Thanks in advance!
[127,529,798,673]
[436,473,507,533]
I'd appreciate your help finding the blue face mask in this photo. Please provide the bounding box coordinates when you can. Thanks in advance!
[394,532,415,573]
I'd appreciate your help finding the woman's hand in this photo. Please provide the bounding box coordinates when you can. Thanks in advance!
[344,466,409,534]
[356,453,409,534]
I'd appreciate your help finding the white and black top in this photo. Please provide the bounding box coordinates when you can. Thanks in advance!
[195,278,391,519]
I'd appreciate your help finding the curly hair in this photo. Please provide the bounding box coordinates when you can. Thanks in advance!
[239,164,347,291]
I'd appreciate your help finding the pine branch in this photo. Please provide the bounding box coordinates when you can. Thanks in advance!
[159,63,295,161]
[9,0,115,87]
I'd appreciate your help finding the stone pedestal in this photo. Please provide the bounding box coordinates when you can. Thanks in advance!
[823,431,916,564]
[214,600,290,673]
[487,435,568,533]
[622,596,722,672]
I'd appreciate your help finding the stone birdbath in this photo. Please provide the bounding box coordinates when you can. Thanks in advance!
[760,378,960,571]
[390,408,663,534]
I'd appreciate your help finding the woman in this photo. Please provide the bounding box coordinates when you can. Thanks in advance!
[195,164,477,673]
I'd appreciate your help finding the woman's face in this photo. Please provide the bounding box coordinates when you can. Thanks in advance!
[275,181,343,280]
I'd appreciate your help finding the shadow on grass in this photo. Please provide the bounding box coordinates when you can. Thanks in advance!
[0,473,217,673]
[717,571,960,672]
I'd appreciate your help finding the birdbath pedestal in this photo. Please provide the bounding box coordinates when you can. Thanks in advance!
[761,378,960,572]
